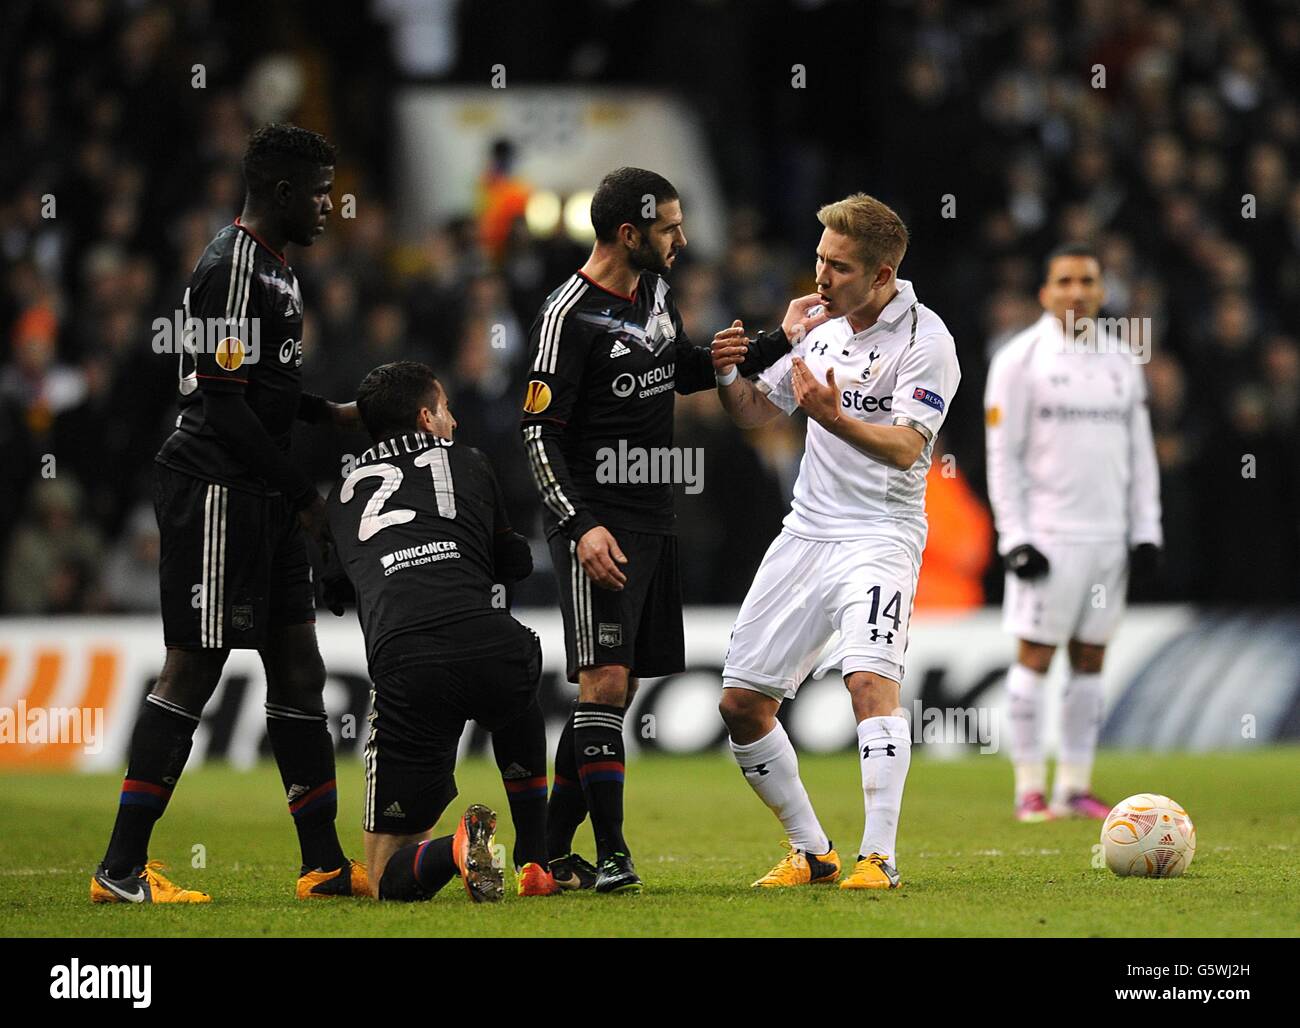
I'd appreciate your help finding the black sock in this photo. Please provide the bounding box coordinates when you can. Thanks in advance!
[573,702,627,862]
[378,836,457,900]
[265,704,346,871]
[546,703,588,860]
[491,698,549,868]
[102,696,201,878]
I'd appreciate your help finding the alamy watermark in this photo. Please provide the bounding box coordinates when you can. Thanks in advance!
[151,310,262,366]
[0,701,103,754]
[899,700,1000,754]
[1055,311,1152,364]
[595,440,704,495]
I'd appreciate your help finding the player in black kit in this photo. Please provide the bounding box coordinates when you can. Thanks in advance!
[91,125,367,904]
[521,167,829,892]
[328,361,555,902]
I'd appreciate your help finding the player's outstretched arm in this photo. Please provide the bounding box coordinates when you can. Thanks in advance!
[298,393,361,429]
[791,358,925,470]
[202,392,341,577]
[712,322,782,428]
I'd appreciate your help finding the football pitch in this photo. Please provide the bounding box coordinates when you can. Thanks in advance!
[3,749,1297,938]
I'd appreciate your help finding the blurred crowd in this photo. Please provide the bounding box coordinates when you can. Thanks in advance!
[1,0,1297,616]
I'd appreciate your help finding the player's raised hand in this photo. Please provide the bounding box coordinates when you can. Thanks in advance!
[792,357,841,425]
[782,294,831,344]
[711,320,750,371]
[578,525,628,591]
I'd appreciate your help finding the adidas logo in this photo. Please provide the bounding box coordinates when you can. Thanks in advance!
[384,801,405,818]
[286,783,309,803]
[501,762,531,780]
[1160,833,1174,844]
[610,340,631,358]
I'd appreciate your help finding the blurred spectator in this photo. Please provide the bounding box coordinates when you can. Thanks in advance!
[102,503,161,612]
[4,476,103,614]
[1,0,1297,612]
[476,139,532,263]
[915,438,992,610]
[1,307,86,440]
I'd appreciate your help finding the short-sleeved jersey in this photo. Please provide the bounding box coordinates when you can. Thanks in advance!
[156,220,306,493]
[326,432,513,668]
[519,270,715,538]
[756,279,960,562]
[984,312,1162,551]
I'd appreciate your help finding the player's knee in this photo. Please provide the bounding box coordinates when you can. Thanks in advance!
[1017,640,1055,674]
[578,665,629,706]
[718,687,768,739]
[265,652,326,709]
[154,648,225,711]
[1068,641,1105,674]
[844,672,900,718]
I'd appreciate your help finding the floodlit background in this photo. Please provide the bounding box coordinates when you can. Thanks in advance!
[1,0,1298,769]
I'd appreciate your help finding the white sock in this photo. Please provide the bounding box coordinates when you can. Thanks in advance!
[1005,663,1046,799]
[1055,670,1104,799]
[729,719,830,855]
[856,715,911,861]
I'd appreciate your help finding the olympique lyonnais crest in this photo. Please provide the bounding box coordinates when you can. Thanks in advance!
[598,622,623,647]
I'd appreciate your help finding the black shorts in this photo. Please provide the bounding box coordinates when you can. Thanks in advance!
[154,463,315,650]
[363,615,542,835]
[549,528,684,684]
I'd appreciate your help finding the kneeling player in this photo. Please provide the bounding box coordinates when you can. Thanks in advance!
[327,362,556,900]
[714,195,959,890]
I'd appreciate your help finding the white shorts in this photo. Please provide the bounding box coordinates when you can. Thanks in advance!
[1002,538,1129,647]
[722,531,918,701]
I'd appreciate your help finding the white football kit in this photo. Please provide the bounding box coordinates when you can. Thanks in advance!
[985,312,1162,645]
[723,280,961,697]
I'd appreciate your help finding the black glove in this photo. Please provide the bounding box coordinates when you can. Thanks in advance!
[1129,542,1162,580]
[1004,543,1050,580]
[493,531,534,582]
[321,571,355,616]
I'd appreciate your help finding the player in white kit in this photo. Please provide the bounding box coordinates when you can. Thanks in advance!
[984,244,1162,822]
[713,194,959,890]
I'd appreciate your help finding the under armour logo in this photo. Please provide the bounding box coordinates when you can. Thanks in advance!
[810,342,828,356]
[742,762,770,777]
[862,744,897,758]
[869,628,895,644]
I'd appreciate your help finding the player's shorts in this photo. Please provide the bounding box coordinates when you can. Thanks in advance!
[154,462,315,650]
[548,528,684,684]
[1002,538,1129,647]
[363,614,542,834]
[723,531,918,701]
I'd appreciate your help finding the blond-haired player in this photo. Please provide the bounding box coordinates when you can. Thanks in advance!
[713,194,960,889]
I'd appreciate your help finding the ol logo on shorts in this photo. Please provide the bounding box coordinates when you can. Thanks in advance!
[215,336,246,372]
[523,380,552,413]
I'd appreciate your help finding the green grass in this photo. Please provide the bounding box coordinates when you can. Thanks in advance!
[2,749,1297,937]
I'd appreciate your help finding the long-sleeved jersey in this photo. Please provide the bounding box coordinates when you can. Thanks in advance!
[520,270,790,541]
[984,312,1162,553]
[157,220,311,500]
